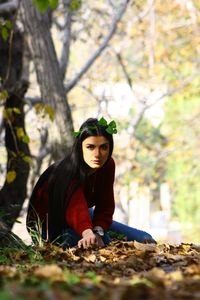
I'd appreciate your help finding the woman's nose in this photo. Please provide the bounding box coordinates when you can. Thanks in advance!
[94,148,100,157]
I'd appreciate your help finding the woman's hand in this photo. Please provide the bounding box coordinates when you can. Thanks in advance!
[78,229,96,248]
[78,229,105,248]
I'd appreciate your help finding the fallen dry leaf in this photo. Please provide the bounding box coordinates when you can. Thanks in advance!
[33,264,64,281]
[0,265,17,278]
[1,241,200,299]
[83,253,97,263]
[134,241,157,252]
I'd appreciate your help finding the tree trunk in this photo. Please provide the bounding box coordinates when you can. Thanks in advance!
[0,10,30,231]
[0,81,30,228]
[0,220,25,248]
[20,0,74,158]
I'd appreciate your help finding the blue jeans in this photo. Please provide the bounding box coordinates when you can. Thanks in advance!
[62,208,155,248]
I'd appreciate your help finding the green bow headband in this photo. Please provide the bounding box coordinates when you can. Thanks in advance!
[73,117,117,137]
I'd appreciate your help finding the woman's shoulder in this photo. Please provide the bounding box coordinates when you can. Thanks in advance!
[96,158,115,185]
[107,157,115,167]
[101,157,115,172]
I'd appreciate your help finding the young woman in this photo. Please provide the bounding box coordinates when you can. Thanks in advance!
[27,118,156,248]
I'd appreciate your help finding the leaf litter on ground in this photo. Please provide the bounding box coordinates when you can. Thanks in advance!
[0,240,200,299]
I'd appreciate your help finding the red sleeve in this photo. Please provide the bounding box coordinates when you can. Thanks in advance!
[93,158,115,229]
[65,187,92,236]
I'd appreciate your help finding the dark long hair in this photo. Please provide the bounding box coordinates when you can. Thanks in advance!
[48,118,114,241]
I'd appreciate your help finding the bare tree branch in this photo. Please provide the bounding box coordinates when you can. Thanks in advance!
[131,70,200,132]
[64,0,130,93]
[24,96,42,105]
[0,0,18,15]
[114,51,133,88]
[59,0,72,80]
[133,0,154,22]
[147,70,200,109]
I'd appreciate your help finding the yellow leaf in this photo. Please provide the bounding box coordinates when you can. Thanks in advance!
[16,127,24,138]
[83,254,96,263]
[0,90,8,100]
[100,255,107,262]
[6,171,16,183]
[13,108,21,114]
[44,104,55,121]
[34,103,44,114]
[169,270,183,281]
[22,156,32,164]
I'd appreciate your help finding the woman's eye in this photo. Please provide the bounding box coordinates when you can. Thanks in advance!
[101,144,108,150]
[87,145,94,150]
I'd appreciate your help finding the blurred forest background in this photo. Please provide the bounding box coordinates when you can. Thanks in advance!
[0,0,200,245]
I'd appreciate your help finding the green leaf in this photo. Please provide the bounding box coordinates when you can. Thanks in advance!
[109,120,116,128]
[22,155,32,164]
[106,120,117,134]
[13,108,21,114]
[69,0,82,11]
[73,131,80,137]
[22,135,30,144]
[0,90,8,100]
[106,127,115,134]
[1,27,9,41]
[98,117,107,126]
[49,0,58,10]
[64,271,80,285]
[16,127,30,143]
[85,271,99,283]
[33,0,58,12]
[10,151,17,158]
[15,219,22,224]
[5,20,12,29]
[33,0,50,13]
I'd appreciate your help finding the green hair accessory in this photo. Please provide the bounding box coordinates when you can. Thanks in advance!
[73,117,117,137]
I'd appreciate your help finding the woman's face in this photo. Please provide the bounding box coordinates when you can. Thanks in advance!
[82,136,110,170]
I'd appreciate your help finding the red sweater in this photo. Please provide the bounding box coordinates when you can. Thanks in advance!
[33,158,115,237]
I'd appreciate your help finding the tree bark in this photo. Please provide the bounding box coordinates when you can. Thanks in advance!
[20,0,74,158]
[0,0,18,16]
[0,81,30,228]
[0,11,30,230]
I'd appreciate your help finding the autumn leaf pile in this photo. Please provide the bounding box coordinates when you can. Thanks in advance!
[0,241,200,299]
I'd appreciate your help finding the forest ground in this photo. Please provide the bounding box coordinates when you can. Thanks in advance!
[2,217,200,300]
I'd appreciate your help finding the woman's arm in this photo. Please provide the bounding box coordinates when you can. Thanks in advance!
[65,159,115,248]
[66,188,106,248]
[66,187,93,235]
[93,158,115,229]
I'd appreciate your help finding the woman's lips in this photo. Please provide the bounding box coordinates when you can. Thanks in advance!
[92,160,101,164]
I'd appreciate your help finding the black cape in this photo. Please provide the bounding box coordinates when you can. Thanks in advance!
[26,163,56,243]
